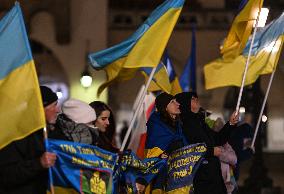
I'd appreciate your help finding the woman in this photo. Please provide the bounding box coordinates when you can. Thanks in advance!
[175,92,239,194]
[51,98,98,145]
[144,92,187,192]
[89,101,118,153]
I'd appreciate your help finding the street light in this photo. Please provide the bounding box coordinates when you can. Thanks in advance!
[80,40,93,88]
[80,67,92,88]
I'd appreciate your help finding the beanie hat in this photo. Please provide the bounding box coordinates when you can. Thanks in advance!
[155,92,174,113]
[62,99,96,124]
[40,86,58,107]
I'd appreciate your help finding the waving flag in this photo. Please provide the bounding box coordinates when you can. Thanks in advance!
[89,0,185,95]
[164,51,182,95]
[179,25,197,92]
[221,0,264,59]
[140,62,172,93]
[204,12,284,89]
[0,3,45,149]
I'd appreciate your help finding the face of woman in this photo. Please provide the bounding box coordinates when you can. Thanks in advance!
[166,99,180,118]
[95,110,110,132]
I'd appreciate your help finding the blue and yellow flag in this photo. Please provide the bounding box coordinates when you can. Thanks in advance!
[164,51,183,95]
[48,139,118,194]
[0,3,45,149]
[145,112,187,158]
[221,0,263,59]
[179,25,196,92]
[89,0,185,95]
[204,12,284,89]
[140,61,172,94]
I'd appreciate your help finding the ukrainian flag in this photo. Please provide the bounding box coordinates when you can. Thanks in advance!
[89,0,185,96]
[164,51,182,95]
[140,61,172,94]
[0,3,45,149]
[204,12,284,89]
[221,0,263,59]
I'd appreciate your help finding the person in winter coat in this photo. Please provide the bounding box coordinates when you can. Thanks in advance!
[175,92,239,194]
[144,92,187,193]
[51,98,99,145]
[0,86,59,194]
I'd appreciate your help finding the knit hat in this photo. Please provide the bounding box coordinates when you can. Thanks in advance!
[40,86,58,107]
[155,92,174,113]
[62,99,96,124]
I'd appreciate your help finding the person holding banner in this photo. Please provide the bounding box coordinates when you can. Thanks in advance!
[144,92,187,192]
[175,92,239,194]
[0,86,58,194]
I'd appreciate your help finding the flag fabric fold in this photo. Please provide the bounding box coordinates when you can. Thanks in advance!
[221,0,264,59]
[164,51,183,95]
[0,3,45,149]
[179,25,197,92]
[204,12,284,90]
[140,61,172,94]
[88,0,185,95]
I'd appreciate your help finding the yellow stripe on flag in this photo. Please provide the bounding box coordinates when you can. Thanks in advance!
[221,0,263,59]
[0,60,45,149]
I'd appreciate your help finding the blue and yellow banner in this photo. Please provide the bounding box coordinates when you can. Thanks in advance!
[48,139,118,194]
[113,151,167,193]
[166,143,206,193]
[0,3,45,149]
[48,139,169,194]
[88,0,185,95]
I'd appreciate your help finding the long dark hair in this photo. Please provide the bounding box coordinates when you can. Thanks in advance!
[89,101,116,143]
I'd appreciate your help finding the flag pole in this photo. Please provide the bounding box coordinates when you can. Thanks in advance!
[251,70,276,148]
[43,127,55,194]
[120,84,145,148]
[120,66,157,151]
[235,9,261,112]
[133,85,146,112]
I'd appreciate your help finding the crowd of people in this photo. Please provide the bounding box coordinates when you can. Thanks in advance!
[0,86,254,194]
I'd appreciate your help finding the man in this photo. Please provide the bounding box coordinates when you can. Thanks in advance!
[0,86,59,194]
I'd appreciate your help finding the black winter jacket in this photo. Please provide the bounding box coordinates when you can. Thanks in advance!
[176,92,235,194]
[0,130,47,194]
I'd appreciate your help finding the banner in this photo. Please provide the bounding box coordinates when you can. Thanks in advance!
[166,143,206,193]
[48,139,118,194]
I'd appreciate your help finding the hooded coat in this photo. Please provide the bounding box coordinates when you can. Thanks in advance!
[175,92,235,194]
